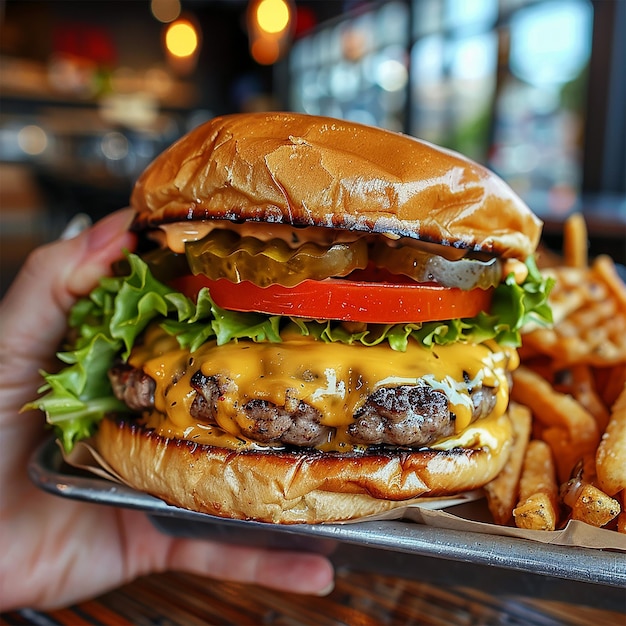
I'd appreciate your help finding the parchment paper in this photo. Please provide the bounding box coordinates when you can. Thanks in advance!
[65,439,626,552]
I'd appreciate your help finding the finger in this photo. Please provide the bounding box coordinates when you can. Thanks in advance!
[165,538,335,595]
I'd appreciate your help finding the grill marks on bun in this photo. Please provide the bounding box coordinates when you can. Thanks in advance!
[95,414,513,524]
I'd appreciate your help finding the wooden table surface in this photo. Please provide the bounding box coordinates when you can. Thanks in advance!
[3,562,624,625]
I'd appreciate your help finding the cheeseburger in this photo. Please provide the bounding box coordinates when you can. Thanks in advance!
[30,112,552,524]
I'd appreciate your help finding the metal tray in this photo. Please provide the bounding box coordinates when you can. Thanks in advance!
[29,437,626,589]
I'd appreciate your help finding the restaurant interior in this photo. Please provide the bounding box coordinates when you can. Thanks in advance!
[1,0,625,623]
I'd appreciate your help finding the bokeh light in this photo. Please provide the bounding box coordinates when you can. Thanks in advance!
[256,0,290,35]
[17,125,48,156]
[151,0,181,23]
[165,20,199,58]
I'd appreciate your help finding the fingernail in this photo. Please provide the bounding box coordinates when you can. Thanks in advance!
[87,208,135,250]
[315,581,335,597]
[60,213,92,240]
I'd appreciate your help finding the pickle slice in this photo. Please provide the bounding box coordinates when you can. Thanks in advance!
[186,229,369,287]
[186,228,501,290]
[370,240,501,289]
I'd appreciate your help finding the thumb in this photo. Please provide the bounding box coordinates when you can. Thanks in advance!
[0,209,136,407]
[0,209,136,370]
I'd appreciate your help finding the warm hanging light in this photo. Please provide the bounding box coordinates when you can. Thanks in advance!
[256,0,290,35]
[165,19,198,58]
[163,15,201,76]
[247,0,293,65]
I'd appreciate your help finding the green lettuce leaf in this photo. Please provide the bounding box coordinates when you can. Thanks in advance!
[26,252,553,451]
[28,334,128,451]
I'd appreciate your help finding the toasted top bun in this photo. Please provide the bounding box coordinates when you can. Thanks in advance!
[131,112,542,259]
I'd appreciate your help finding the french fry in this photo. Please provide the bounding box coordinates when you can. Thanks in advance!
[541,427,595,485]
[570,364,611,432]
[519,327,559,360]
[511,366,600,482]
[513,440,559,531]
[596,362,626,409]
[571,484,620,527]
[555,301,626,368]
[596,384,626,496]
[592,254,626,311]
[513,216,625,534]
[484,403,532,525]
[511,367,596,437]
[521,256,626,369]
[563,212,588,269]
[561,473,620,528]
[513,495,558,532]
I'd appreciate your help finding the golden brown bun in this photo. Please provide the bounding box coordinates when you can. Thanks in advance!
[94,414,513,524]
[130,112,542,259]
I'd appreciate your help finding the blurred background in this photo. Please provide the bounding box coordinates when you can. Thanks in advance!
[1,0,624,294]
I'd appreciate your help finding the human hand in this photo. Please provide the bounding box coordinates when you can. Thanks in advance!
[0,209,334,611]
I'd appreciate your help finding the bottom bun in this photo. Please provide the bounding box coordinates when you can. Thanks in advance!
[95,415,513,524]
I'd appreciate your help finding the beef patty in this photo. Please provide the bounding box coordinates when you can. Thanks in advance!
[108,363,497,448]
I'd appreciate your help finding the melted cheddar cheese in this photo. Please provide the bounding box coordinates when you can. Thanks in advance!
[130,324,518,453]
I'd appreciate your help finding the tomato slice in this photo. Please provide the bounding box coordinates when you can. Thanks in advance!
[173,274,493,324]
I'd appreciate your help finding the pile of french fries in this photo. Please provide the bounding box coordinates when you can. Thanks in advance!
[485,214,626,534]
